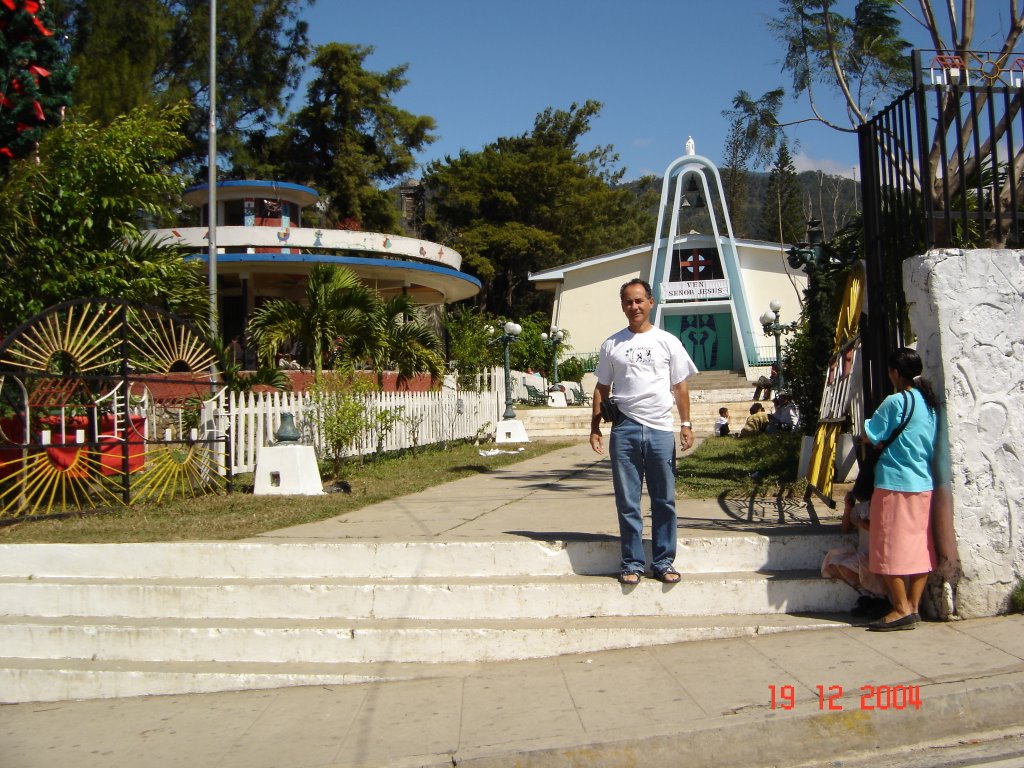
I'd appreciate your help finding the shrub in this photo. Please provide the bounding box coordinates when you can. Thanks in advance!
[1011,578,1024,614]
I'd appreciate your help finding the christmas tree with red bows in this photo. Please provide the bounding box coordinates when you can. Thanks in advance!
[0,0,73,166]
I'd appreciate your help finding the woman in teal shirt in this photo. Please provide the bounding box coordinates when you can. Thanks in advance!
[863,347,939,631]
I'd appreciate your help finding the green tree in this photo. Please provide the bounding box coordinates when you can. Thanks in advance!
[783,221,861,432]
[768,0,912,134]
[262,43,437,231]
[444,306,502,390]
[52,0,313,176]
[341,293,445,387]
[247,264,444,384]
[720,89,784,236]
[308,372,377,476]
[49,0,170,125]
[246,264,372,377]
[0,0,74,168]
[0,103,205,331]
[423,101,657,316]
[756,141,806,245]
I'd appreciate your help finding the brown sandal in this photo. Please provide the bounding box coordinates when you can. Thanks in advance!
[653,566,681,584]
[618,571,642,585]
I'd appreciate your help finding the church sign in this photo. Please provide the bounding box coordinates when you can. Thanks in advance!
[662,279,730,301]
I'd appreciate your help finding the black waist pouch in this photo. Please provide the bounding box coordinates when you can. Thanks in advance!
[600,398,620,423]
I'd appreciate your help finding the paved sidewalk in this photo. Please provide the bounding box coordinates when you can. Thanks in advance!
[3,615,1022,767]
[252,440,844,543]
[3,441,1022,767]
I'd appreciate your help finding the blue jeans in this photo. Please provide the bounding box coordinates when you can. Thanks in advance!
[609,416,678,574]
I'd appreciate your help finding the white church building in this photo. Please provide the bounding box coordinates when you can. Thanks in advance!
[529,139,807,381]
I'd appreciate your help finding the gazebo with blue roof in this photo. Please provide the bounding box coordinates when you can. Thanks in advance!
[148,180,480,342]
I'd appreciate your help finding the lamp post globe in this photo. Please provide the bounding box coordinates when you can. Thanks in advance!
[761,300,796,393]
[490,320,522,420]
[541,326,566,387]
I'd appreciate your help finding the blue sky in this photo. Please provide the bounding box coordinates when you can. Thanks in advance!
[299,1,1010,181]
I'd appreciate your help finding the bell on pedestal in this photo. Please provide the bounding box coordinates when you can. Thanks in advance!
[274,412,301,443]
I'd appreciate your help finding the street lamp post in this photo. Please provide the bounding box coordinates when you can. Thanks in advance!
[540,326,565,387]
[488,321,522,420]
[759,299,798,392]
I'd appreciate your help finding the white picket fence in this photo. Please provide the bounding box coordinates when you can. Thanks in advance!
[216,370,505,474]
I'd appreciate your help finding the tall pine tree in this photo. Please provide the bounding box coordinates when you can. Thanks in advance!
[263,43,437,232]
[756,141,805,245]
[720,89,783,238]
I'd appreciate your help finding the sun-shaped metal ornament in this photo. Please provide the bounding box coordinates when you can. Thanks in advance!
[0,299,230,520]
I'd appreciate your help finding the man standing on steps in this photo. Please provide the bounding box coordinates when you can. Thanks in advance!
[589,278,698,586]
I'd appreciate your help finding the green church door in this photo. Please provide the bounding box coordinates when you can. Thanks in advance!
[664,313,733,371]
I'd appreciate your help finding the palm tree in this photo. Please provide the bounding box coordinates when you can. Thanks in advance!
[247,265,445,385]
[246,264,371,377]
[339,293,445,387]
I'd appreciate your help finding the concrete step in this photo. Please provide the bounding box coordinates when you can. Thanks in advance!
[0,570,848,621]
[518,404,759,437]
[0,606,851,667]
[687,371,752,390]
[0,535,855,703]
[0,534,853,579]
[0,613,848,703]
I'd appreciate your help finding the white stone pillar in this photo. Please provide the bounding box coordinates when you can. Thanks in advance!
[904,249,1024,617]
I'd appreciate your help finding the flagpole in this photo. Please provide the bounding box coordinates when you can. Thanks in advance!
[207,0,218,339]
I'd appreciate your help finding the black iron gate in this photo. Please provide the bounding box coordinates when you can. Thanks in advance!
[858,49,1024,408]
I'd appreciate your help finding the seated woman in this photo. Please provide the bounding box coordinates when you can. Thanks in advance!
[767,393,800,433]
[821,498,891,619]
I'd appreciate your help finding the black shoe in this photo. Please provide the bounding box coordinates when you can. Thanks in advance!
[868,613,919,631]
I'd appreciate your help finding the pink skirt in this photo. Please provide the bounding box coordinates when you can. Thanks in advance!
[869,489,936,576]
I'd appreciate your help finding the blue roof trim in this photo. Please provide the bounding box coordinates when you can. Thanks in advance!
[184,180,319,198]
[184,253,482,288]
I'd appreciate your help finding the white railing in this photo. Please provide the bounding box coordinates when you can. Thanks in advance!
[215,370,504,474]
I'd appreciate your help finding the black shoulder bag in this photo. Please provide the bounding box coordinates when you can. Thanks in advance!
[851,391,915,502]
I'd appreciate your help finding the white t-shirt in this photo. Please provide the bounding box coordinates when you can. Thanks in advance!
[595,326,698,431]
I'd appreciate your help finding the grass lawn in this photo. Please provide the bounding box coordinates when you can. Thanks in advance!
[0,434,806,544]
[678,432,806,500]
[0,439,574,544]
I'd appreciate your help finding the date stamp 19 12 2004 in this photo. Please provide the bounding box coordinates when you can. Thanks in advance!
[769,684,922,711]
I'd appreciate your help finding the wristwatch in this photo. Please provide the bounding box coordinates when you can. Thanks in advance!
[681,422,692,429]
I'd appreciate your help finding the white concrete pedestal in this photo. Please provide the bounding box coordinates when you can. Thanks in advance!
[253,444,324,495]
[546,390,568,407]
[797,436,814,480]
[494,419,530,444]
